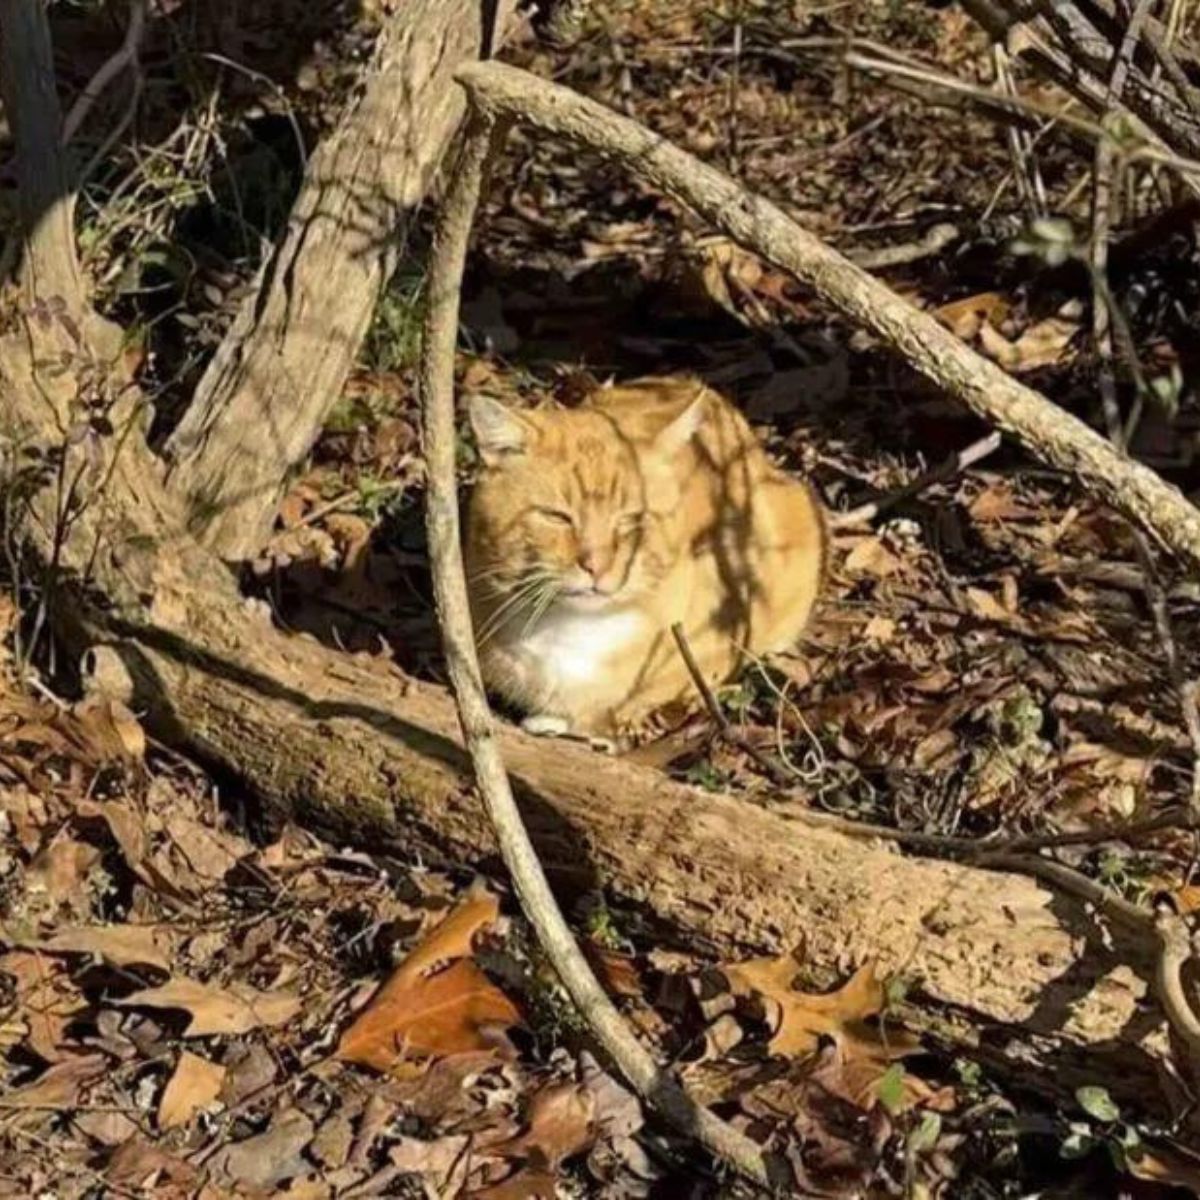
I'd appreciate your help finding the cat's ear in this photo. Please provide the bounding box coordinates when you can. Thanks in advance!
[652,390,707,457]
[467,395,534,466]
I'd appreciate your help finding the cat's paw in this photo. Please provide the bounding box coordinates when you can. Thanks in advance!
[521,714,572,738]
[520,715,620,755]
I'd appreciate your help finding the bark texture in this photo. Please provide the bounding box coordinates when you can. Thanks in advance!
[162,0,517,561]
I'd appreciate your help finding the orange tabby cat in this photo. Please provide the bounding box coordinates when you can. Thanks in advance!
[464,376,825,741]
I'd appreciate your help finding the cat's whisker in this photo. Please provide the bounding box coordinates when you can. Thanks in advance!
[476,574,554,646]
[520,579,561,638]
[467,562,525,583]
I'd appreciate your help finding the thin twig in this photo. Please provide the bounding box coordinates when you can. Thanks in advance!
[992,42,1047,219]
[670,622,794,788]
[845,49,1200,181]
[833,431,1002,527]
[418,108,776,1192]
[62,0,147,146]
[846,220,960,270]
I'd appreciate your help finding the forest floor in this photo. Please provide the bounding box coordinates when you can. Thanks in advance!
[3,0,1200,1196]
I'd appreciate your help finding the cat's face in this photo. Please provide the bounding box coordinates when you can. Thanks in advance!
[466,395,703,617]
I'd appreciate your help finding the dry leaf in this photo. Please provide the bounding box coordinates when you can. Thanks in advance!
[963,586,1019,626]
[1168,885,1200,915]
[277,488,312,529]
[29,923,174,972]
[2,1052,107,1109]
[71,697,146,763]
[25,833,102,909]
[336,890,521,1071]
[978,314,1077,373]
[843,537,903,579]
[162,814,241,881]
[388,1133,472,1190]
[0,949,87,1062]
[584,942,642,999]
[967,481,1038,522]
[472,1170,559,1199]
[116,976,301,1036]
[207,1109,315,1190]
[723,951,919,1062]
[104,1137,199,1191]
[1125,1143,1200,1192]
[933,291,1009,340]
[499,1081,596,1168]
[159,1050,226,1129]
[73,1108,140,1146]
[310,1112,355,1170]
[74,798,186,899]
[220,1042,278,1105]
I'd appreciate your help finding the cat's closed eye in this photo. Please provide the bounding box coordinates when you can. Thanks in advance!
[533,507,573,527]
[615,512,645,535]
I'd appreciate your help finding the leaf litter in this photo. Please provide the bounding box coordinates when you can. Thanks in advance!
[6,0,1200,1195]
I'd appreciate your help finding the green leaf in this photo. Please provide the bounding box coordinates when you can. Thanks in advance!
[1076,1085,1120,1123]
[877,1063,906,1114]
[1060,1123,1097,1159]
[953,1057,982,1090]
[908,1112,942,1154]
[1117,1123,1141,1149]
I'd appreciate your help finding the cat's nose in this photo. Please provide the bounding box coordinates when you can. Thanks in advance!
[577,545,602,577]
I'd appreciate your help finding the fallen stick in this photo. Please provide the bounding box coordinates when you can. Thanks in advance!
[455,61,1200,571]
[832,430,1003,527]
[419,112,774,1190]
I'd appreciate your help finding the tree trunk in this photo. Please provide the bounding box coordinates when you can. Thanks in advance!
[161,0,519,562]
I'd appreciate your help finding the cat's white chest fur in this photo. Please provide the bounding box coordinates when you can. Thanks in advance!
[511,606,645,694]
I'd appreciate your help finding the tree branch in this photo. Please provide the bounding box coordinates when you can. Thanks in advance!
[456,60,1200,571]
[61,0,147,148]
[418,107,775,1192]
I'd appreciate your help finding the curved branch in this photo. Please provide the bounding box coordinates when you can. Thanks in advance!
[417,111,775,1190]
[456,60,1200,571]
[62,0,147,147]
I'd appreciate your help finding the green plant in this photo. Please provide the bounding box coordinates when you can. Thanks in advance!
[363,268,426,373]
[684,759,728,792]
[1060,1085,1145,1173]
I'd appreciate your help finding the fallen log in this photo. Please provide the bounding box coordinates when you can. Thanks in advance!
[83,589,1176,1119]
